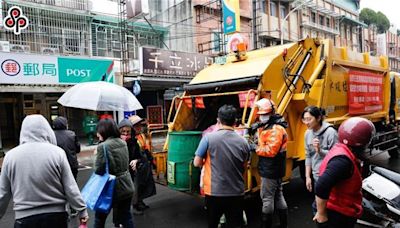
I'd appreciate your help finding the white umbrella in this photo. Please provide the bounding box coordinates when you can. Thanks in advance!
[58,81,143,111]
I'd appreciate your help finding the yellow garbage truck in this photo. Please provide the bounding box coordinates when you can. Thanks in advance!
[154,38,400,194]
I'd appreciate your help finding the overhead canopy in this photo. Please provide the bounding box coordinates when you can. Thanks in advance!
[339,15,367,28]
[188,43,295,89]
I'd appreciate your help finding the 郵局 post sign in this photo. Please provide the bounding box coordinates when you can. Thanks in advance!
[348,70,383,115]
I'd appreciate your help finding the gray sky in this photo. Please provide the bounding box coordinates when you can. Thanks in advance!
[360,0,400,28]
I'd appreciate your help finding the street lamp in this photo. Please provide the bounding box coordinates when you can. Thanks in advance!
[280,0,313,45]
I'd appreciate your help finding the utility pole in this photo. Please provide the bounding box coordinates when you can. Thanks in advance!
[252,0,258,49]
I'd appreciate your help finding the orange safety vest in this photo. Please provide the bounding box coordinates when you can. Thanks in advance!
[256,124,287,157]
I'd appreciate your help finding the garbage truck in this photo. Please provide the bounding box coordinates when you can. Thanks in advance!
[151,38,400,195]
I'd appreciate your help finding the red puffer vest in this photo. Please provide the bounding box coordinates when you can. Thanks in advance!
[319,143,363,218]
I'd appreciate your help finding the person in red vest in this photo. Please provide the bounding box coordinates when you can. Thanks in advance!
[313,117,375,227]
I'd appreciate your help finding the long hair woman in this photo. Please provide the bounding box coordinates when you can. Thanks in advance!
[94,118,134,228]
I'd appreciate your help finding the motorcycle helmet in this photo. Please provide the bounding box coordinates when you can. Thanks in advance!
[338,117,376,148]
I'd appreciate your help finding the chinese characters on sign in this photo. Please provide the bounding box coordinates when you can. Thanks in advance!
[0,52,115,85]
[0,54,58,84]
[140,47,213,77]
[348,70,383,115]
[22,63,57,76]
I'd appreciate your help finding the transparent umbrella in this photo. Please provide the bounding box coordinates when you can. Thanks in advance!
[58,81,143,111]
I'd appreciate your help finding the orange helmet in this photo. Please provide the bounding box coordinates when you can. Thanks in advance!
[255,98,275,115]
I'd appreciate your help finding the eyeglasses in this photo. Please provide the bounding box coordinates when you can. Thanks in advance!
[302,117,314,124]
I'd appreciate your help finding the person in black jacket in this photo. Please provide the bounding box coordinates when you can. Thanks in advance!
[53,116,81,179]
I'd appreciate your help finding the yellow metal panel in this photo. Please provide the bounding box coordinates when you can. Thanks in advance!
[190,43,295,85]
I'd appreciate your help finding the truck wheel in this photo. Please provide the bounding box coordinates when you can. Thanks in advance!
[389,148,399,158]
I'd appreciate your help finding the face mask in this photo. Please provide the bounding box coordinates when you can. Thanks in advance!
[259,115,270,123]
[121,135,131,141]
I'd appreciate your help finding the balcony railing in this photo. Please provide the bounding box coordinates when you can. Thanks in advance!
[301,20,340,35]
[18,0,88,11]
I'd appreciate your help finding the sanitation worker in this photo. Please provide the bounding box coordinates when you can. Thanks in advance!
[254,98,288,228]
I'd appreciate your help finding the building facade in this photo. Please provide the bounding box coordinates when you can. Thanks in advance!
[253,0,363,51]
[0,0,167,148]
[362,25,400,72]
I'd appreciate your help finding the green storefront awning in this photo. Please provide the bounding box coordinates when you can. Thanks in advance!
[339,15,367,28]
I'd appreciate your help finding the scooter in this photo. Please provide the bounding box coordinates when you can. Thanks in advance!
[358,166,400,228]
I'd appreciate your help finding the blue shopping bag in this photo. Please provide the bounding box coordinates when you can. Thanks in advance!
[81,144,116,213]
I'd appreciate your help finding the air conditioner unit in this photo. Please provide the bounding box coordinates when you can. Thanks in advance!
[0,41,10,52]
[41,47,59,55]
[10,44,31,53]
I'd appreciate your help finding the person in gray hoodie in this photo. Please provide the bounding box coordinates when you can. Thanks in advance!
[302,106,338,213]
[0,114,88,227]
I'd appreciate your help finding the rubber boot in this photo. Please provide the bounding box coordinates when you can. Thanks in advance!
[278,209,288,228]
[260,213,273,228]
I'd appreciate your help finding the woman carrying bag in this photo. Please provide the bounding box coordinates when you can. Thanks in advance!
[94,119,135,228]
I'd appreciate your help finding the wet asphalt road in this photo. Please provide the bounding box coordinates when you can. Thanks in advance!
[0,149,398,228]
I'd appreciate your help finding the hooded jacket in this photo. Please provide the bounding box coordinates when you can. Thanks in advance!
[304,121,338,181]
[0,115,88,220]
[53,117,81,170]
[95,137,134,201]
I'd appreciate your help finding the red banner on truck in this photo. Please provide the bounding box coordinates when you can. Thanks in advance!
[348,70,383,115]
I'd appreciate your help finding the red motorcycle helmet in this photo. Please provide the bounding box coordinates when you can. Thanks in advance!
[338,117,376,148]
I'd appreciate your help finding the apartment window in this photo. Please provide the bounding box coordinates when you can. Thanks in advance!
[96,26,107,56]
[211,31,227,53]
[212,31,222,53]
[63,30,80,54]
[326,18,330,27]
[261,0,267,13]
[347,27,351,39]
[311,11,316,23]
[319,15,324,26]
[280,5,287,18]
[270,1,277,17]
[110,29,121,58]
[127,35,137,59]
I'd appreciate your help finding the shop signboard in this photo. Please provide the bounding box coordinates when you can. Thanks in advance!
[0,52,115,85]
[348,70,383,115]
[222,0,240,35]
[140,47,213,77]
[58,57,114,83]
